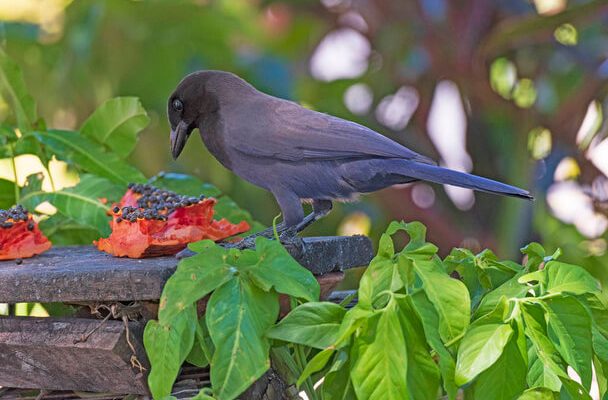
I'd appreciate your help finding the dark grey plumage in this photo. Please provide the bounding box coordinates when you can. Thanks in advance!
[168,70,532,230]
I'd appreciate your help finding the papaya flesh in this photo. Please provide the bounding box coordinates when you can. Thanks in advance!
[0,205,52,261]
[95,184,250,258]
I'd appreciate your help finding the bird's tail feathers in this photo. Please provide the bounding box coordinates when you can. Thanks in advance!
[398,161,533,200]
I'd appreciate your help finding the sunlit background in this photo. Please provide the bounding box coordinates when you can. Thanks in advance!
[1,0,608,288]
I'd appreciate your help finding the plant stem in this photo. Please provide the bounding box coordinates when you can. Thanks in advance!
[294,344,318,400]
[9,143,19,203]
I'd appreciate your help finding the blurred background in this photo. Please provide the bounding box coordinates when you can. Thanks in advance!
[1,0,608,284]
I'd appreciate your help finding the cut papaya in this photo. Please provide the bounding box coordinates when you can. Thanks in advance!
[0,205,52,261]
[95,183,250,258]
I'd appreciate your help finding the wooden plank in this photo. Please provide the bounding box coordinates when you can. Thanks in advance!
[0,236,373,303]
[0,317,149,395]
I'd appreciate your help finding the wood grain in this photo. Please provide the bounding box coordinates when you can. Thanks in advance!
[0,317,149,395]
[0,236,373,303]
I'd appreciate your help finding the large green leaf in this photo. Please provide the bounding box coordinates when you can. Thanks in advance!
[413,257,470,343]
[543,296,593,390]
[20,174,122,236]
[0,178,16,209]
[455,322,514,385]
[350,300,408,400]
[81,97,150,158]
[144,305,198,399]
[158,248,236,324]
[468,337,527,400]
[267,302,345,349]
[207,276,279,400]
[544,261,600,295]
[410,291,457,399]
[0,48,37,131]
[397,296,440,400]
[248,237,319,302]
[30,130,145,184]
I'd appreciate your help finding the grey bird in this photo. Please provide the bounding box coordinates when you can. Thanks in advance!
[169,70,532,243]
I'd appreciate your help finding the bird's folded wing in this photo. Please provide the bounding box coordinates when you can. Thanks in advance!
[232,100,436,164]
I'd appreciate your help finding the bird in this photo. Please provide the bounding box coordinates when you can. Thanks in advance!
[168,70,532,245]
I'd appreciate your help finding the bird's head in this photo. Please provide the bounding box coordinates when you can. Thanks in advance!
[168,70,251,160]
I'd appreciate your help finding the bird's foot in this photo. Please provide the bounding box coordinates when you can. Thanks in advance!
[223,223,288,250]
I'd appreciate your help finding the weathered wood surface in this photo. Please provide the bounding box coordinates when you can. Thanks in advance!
[0,317,149,395]
[0,236,373,303]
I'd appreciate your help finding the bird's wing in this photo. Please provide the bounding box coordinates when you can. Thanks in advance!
[231,100,436,164]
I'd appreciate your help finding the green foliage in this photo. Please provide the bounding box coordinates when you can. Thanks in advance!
[0,49,147,240]
[0,50,254,244]
[81,97,150,159]
[145,237,319,399]
[279,221,607,400]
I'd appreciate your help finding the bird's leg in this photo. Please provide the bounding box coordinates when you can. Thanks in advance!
[279,200,333,242]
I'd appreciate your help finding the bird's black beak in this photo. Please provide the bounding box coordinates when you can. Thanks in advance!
[170,121,191,160]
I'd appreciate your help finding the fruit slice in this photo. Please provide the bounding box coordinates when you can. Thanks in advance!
[0,205,52,261]
[95,183,250,258]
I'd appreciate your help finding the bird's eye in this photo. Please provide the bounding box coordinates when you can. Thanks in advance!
[172,99,183,112]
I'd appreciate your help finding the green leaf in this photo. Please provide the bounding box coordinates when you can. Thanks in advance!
[410,291,457,399]
[544,261,600,295]
[350,300,408,400]
[358,255,404,309]
[527,345,561,392]
[38,214,101,246]
[455,323,514,385]
[517,387,559,399]
[521,242,546,270]
[334,306,373,347]
[81,97,150,158]
[21,174,123,236]
[0,178,15,209]
[30,130,145,184]
[248,237,319,302]
[543,296,593,390]
[207,277,279,400]
[323,350,355,400]
[413,257,470,343]
[475,273,529,318]
[297,347,335,387]
[468,337,527,400]
[158,250,236,324]
[594,353,608,400]
[187,317,214,368]
[191,390,216,400]
[148,172,222,197]
[267,302,345,349]
[396,296,440,400]
[0,47,37,131]
[144,305,198,399]
[521,302,590,399]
